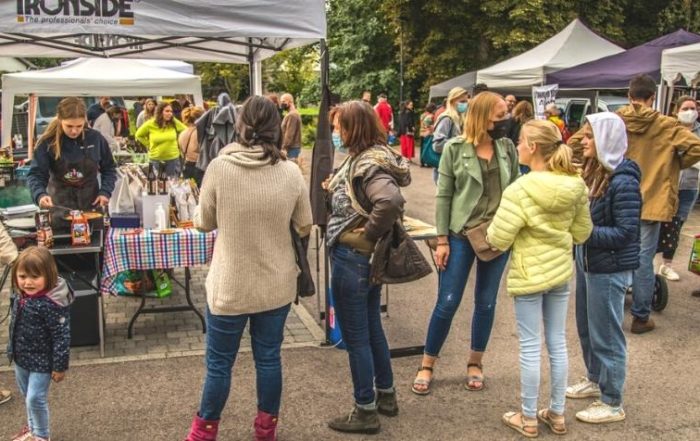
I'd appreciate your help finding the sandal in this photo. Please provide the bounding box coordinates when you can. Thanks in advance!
[411,366,433,396]
[537,409,567,435]
[465,363,484,391]
[502,411,538,438]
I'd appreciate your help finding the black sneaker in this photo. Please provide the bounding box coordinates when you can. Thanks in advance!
[328,405,380,434]
[377,390,399,416]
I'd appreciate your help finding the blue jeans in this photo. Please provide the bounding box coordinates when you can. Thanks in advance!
[513,285,569,418]
[631,221,660,321]
[286,147,301,159]
[575,248,632,406]
[198,303,290,420]
[14,364,52,439]
[676,189,699,221]
[424,234,509,355]
[150,158,181,178]
[331,245,393,406]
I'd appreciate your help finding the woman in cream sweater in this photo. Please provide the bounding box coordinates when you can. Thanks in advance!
[487,120,592,438]
[186,96,312,441]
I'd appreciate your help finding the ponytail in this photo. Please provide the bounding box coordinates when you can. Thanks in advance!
[547,142,578,175]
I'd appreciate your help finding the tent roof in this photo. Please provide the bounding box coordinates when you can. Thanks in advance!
[0,0,326,63]
[0,57,30,73]
[2,57,201,96]
[661,42,700,86]
[61,57,194,75]
[428,71,477,100]
[476,19,623,88]
[547,29,700,89]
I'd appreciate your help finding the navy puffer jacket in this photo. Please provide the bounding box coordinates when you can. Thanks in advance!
[580,158,641,273]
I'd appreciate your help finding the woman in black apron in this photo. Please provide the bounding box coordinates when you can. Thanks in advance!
[27,97,117,232]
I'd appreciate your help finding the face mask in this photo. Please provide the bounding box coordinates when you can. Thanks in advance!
[332,132,347,153]
[280,103,290,111]
[678,109,698,125]
[456,102,468,114]
[487,119,510,140]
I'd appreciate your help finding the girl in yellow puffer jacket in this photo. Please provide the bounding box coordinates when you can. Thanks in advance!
[487,120,592,438]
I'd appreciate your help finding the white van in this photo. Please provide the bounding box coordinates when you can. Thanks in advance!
[555,95,629,132]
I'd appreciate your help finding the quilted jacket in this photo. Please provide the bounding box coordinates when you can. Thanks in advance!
[7,278,72,373]
[487,171,593,296]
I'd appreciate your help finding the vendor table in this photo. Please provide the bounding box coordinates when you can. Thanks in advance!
[101,228,217,338]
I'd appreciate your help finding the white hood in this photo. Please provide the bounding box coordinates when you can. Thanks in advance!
[585,112,628,171]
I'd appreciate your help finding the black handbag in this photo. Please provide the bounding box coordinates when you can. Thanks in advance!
[370,219,432,285]
[291,224,315,301]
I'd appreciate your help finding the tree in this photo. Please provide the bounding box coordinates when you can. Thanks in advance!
[263,45,319,106]
[193,62,249,102]
[658,0,700,34]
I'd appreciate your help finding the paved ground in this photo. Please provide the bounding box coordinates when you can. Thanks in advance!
[1,148,699,440]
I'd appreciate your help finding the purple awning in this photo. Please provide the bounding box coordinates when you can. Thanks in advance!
[547,30,700,89]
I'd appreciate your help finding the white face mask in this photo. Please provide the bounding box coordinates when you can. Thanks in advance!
[678,109,698,125]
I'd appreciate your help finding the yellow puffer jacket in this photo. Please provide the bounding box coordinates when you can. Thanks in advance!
[487,171,592,296]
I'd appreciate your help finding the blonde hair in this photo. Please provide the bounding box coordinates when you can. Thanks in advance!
[522,120,578,175]
[443,87,469,128]
[182,106,204,125]
[463,91,503,145]
[36,97,87,160]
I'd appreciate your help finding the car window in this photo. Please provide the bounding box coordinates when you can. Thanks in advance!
[38,97,62,118]
[606,103,626,112]
[567,103,586,131]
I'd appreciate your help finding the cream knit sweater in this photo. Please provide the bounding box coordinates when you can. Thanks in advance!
[194,143,312,315]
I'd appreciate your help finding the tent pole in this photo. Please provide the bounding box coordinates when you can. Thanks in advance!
[248,38,255,96]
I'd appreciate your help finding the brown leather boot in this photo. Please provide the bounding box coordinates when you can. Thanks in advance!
[631,317,655,334]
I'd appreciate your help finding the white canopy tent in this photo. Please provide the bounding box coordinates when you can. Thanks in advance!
[0,0,326,145]
[428,71,477,100]
[62,57,194,74]
[1,57,203,146]
[661,42,700,87]
[0,57,32,72]
[475,19,624,89]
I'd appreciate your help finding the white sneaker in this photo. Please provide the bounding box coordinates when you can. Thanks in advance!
[659,264,680,281]
[566,377,601,399]
[576,400,626,424]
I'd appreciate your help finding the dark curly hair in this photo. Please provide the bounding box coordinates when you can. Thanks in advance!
[236,95,284,165]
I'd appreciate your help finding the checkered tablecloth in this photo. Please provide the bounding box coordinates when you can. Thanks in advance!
[101,228,217,294]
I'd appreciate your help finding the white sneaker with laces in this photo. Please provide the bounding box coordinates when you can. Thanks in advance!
[566,377,601,399]
[659,264,680,281]
[576,400,626,424]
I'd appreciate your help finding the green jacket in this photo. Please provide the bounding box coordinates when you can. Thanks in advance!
[436,136,520,236]
[135,118,188,161]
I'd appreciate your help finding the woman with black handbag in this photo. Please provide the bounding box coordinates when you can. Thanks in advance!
[324,101,411,435]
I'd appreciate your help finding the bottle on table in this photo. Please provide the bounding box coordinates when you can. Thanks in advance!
[154,203,167,230]
[158,164,168,195]
[147,164,157,195]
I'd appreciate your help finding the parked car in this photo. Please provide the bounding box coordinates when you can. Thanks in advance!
[555,95,628,133]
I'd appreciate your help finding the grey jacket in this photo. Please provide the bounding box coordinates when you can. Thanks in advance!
[432,113,461,154]
[679,122,700,191]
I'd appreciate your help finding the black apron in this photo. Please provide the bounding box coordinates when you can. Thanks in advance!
[46,143,101,232]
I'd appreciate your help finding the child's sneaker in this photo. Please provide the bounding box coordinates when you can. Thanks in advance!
[576,400,626,423]
[11,426,32,441]
[0,388,11,405]
[566,377,601,399]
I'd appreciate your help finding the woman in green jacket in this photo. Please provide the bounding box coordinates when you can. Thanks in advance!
[135,101,188,177]
[412,92,519,395]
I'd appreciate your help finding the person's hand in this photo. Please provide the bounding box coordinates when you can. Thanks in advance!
[434,238,450,270]
[51,371,65,383]
[38,195,53,208]
[321,174,333,191]
[92,195,109,207]
[352,227,365,234]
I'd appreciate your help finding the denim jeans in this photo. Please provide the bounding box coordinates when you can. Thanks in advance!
[513,285,569,418]
[150,158,181,178]
[424,234,509,356]
[631,221,661,321]
[14,364,52,439]
[676,189,699,221]
[575,248,632,407]
[331,245,393,406]
[199,303,290,420]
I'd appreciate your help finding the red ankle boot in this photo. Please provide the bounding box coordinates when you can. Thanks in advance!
[254,410,278,441]
[185,414,219,441]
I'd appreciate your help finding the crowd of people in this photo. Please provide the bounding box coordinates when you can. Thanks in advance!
[2,72,699,441]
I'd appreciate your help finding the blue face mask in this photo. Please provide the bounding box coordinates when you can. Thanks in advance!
[457,102,468,114]
[332,132,347,153]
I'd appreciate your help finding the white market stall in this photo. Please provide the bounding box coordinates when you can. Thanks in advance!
[1,57,203,149]
[475,19,624,90]
[0,0,327,144]
[661,42,700,87]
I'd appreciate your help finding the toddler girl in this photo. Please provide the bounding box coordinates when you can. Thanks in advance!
[8,246,72,441]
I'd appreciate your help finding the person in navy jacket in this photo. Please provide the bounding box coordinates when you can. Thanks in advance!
[569,112,641,425]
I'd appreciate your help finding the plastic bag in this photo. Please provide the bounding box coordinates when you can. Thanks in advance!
[688,234,700,275]
[115,270,172,298]
[108,170,135,214]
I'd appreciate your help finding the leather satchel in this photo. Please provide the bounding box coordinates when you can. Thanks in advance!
[291,224,315,300]
[370,220,432,285]
[464,221,503,262]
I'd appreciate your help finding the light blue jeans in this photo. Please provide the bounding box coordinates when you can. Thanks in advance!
[15,364,52,439]
[513,285,569,418]
[575,249,632,406]
[631,221,661,321]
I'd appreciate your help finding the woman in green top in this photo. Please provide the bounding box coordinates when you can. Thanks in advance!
[412,92,520,396]
[135,101,188,177]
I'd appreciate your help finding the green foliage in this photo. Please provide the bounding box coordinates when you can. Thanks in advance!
[264,45,319,106]
[193,62,249,101]
[658,0,700,34]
